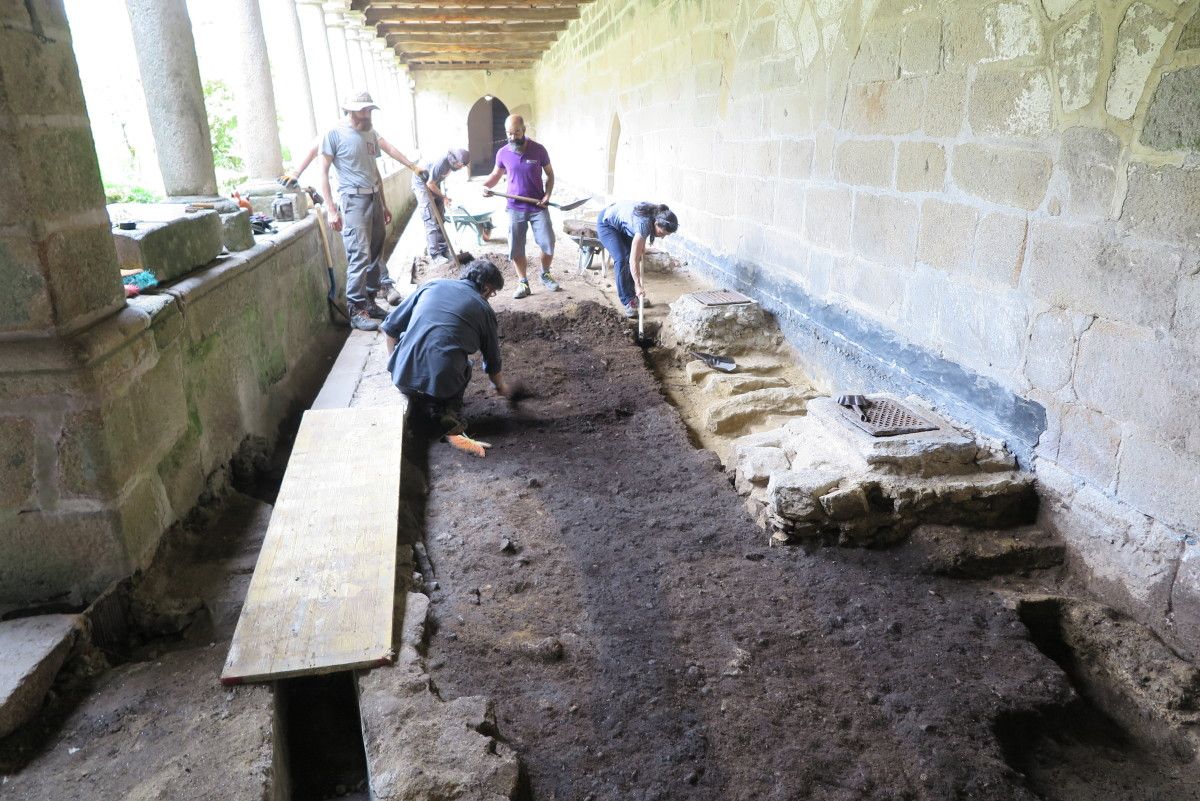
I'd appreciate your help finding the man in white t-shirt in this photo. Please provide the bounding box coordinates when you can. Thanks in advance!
[319,91,424,331]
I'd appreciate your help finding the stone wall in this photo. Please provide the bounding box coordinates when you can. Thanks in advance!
[0,166,415,608]
[412,70,535,162]
[524,0,1200,654]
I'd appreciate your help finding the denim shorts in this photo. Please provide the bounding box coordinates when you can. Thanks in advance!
[508,208,555,260]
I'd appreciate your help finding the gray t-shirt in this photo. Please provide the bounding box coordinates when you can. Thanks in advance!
[381,278,502,401]
[320,124,380,193]
[412,152,457,192]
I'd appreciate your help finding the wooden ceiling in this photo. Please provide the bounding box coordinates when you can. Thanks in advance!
[350,1,595,71]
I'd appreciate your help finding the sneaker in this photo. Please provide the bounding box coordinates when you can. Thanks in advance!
[513,279,531,299]
[349,308,380,331]
[623,302,637,318]
[385,285,403,305]
[540,272,560,292]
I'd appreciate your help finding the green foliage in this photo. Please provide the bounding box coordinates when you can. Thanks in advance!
[104,183,161,204]
[203,79,246,193]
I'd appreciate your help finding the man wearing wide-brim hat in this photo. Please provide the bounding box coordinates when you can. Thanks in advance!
[319,91,425,331]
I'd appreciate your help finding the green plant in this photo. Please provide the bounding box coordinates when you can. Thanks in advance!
[203,79,246,193]
[104,183,161,204]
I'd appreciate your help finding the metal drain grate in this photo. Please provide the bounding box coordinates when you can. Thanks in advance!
[688,289,754,307]
[840,397,939,437]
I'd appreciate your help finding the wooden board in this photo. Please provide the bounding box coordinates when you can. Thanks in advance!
[221,407,402,684]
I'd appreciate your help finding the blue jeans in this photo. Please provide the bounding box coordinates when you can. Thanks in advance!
[597,217,635,307]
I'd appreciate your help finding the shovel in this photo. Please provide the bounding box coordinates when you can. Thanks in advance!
[690,351,737,373]
[486,190,590,212]
[429,201,473,265]
[634,295,654,348]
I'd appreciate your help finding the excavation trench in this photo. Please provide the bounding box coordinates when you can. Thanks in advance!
[365,298,1140,801]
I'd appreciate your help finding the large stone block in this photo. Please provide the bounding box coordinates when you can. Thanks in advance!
[0,615,81,739]
[969,67,1053,139]
[220,210,255,252]
[973,211,1027,287]
[0,21,87,118]
[110,206,223,283]
[1181,13,1200,51]
[1024,220,1182,328]
[896,141,945,193]
[0,416,37,508]
[803,184,854,251]
[1141,67,1200,153]
[1023,310,1076,392]
[42,223,124,329]
[1042,0,1083,21]
[1117,431,1200,534]
[779,139,815,179]
[11,126,108,220]
[1105,2,1171,121]
[924,70,967,137]
[953,143,1052,210]
[843,78,925,135]
[934,281,1028,374]
[1121,163,1200,246]
[0,236,51,332]
[851,192,918,266]
[834,139,894,187]
[1054,12,1102,113]
[900,16,942,77]
[943,1,1042,68]
[1057,405,1121,491]
[1058,126,1119,219]
[850,27,900,82]
[917,198,977,272]
[0,510,126,604]
[1074,322,1196,443]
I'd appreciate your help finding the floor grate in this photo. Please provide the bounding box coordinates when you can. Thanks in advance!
[687,289,754,307]
[839,397,939,437]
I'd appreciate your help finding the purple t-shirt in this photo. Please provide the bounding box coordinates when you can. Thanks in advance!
[494,140,550,213]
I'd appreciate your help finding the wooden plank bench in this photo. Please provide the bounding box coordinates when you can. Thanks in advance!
[221,406,401,684]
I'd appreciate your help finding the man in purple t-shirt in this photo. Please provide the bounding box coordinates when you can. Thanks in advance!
[482,115,560,298]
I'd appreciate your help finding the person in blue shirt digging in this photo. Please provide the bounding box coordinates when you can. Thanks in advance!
[595,202,680,317]
[382,260,514,458]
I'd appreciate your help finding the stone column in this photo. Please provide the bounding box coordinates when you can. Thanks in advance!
[232,0,285,182]
[323,4,353,104]
[0,1,124,335]
[296,0,340,126]
[125,0,219,197]
[343,18,368,94]
[262,0,318,161]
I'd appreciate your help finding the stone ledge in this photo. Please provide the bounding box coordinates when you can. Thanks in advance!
[0,614,82,738]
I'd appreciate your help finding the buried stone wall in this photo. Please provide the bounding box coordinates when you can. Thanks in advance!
[530,0,1200,653]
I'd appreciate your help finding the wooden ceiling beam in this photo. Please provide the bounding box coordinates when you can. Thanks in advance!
[365,1,591,8]
[407,62,538,71]
[378,20,569,33]
[387,34,550,46]
[367,7,579,24]
[398,47,545,56]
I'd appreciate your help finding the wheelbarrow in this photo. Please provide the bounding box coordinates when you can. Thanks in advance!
[563,218,610,275]
[448,205,495,246]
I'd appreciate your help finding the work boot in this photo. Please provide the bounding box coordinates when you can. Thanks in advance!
[385,285,403,305]
[513,279,531,299]
[365,300,388,320]
[349,307,380,331]
[540,272,560,292]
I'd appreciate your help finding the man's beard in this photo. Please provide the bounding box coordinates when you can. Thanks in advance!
[509,137,525,150]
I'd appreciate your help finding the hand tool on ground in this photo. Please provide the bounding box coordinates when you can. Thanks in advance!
[837,394,871,421]
[312,204,350,323]
[447,433,492,458]
[690,351,737,373]
[429,200,474,265]
[634,294,654,348]
[486,190,590,212]
[506,381,532,410]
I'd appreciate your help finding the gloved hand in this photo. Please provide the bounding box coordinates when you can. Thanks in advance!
[447,433,491,458]
[417,169,431,182]
[278,172,300,190]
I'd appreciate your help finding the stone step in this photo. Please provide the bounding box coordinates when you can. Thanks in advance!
[0,614,83,739]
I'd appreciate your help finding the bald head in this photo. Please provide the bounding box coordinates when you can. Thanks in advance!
[505,115,527,150]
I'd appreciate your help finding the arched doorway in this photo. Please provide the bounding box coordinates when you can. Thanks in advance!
[466,96,509,177]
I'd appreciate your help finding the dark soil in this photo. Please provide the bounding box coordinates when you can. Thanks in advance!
[418,301,1085,801]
